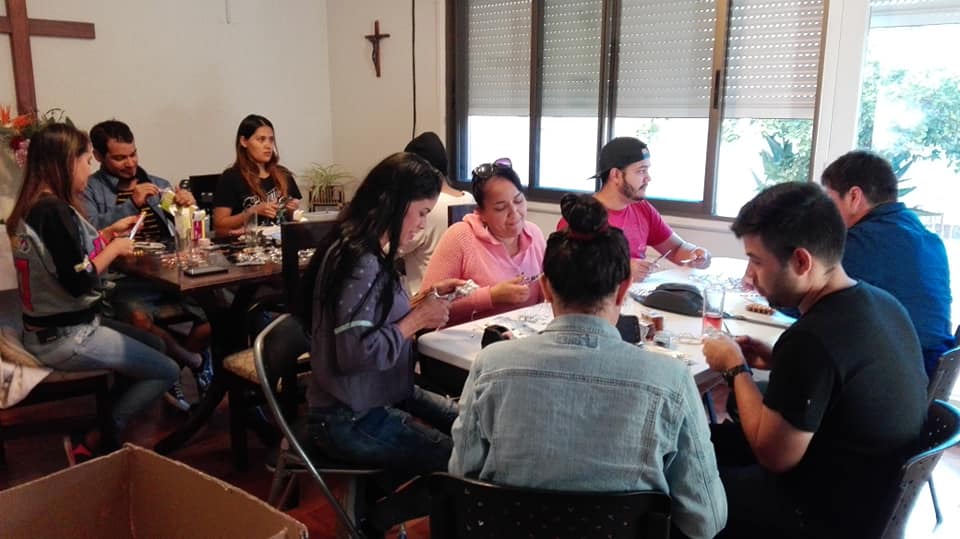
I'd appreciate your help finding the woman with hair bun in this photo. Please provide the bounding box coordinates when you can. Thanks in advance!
[450,193,727,539]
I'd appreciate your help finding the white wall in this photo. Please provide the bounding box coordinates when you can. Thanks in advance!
[0,0,334,216]
[0,0,335,290]
[326,0,445,182]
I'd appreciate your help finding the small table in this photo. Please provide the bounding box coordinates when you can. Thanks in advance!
[115,244,282,454]
[417,258,791,408]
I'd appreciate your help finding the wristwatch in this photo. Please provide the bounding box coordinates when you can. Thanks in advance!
[721,364,751,387]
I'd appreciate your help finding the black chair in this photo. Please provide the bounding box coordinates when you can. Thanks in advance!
[254,313,380,539]
[447,203,477,226]
[220,220,334,469]
[186,173,221,213]
[428,472,672,538]
[921,345,960,527]
[281,220,335,317]
[878,399,960,539]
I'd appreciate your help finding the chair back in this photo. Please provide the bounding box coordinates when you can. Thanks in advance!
[254,314,366,539]
[928,347,960,404]
[428,472,672,539]
[878,399,960,539]
[187,174,221,212]
[447,204,477,226]
[281,221,334,317]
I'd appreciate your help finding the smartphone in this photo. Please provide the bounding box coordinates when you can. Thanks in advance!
[183,265,228,277]
[616,314,643,344]
[128,212,147,239]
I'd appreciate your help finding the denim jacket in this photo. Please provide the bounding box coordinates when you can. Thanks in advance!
[449,314,727,539]
[83,167,175,235]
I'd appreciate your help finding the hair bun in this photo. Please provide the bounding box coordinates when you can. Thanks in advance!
[561,194,608,237]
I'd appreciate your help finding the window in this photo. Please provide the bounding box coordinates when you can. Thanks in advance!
[449,0,827,216]
[856,0,960,337]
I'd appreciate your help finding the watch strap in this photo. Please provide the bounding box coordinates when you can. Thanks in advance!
[722,364,751,387]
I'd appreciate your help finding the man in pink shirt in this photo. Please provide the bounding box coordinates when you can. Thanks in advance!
[558,137,711,281]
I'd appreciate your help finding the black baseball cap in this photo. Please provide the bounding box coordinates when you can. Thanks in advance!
[589,137,651,181]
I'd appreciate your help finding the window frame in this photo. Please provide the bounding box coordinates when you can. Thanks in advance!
[446,0,830,218]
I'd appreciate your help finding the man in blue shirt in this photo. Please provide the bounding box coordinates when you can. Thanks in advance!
[821,150,953,376]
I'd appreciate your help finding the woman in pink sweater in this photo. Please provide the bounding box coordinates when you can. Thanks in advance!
[421,159,546,325]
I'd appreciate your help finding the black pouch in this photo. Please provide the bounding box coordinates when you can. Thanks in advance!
[615,315,643,344]
[481,324,511,348]
[641,282,704,316]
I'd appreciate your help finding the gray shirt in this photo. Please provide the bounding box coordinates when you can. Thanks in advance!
[307,250,415,413]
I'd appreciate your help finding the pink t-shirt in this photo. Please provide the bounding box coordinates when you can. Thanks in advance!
[557,200,673,259]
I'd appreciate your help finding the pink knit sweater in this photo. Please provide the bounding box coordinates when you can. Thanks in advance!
[421,213,546,326]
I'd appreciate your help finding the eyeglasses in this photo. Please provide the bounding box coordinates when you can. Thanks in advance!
[472,157,513,181]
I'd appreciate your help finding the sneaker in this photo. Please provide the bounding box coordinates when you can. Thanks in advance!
[192,350,214,396]
[164,380,191,412]
[63,432,95,467]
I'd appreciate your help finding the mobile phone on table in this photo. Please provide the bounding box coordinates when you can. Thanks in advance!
[183,265,228,277]
[128,212,147,239]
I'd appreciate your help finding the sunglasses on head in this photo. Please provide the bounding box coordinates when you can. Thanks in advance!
[472,157,513,181]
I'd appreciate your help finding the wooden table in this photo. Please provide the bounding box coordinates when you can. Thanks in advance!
[115,244,283,454]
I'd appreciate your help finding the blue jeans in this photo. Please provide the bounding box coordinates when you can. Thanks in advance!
[310,386,458,479]
[22,316,179,433]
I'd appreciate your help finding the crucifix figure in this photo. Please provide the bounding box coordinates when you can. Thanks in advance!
[364,20,390,78]
[0,0,95,114]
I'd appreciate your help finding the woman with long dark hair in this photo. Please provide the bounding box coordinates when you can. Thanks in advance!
[212,114,301,236]
[301,152,465,535]
[7,123,179,464]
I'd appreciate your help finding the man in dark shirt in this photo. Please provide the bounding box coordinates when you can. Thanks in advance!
[703,182,928,538]
[821,150,953,376]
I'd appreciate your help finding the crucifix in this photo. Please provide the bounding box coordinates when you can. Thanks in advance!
[0,0,96,114]
[364,20,390,78]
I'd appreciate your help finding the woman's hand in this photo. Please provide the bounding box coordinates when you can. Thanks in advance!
[109,237,136,257]
[284,198,300,212]
[431,278,468,297]
[251,202,279,219]
[104,215,141,239]
[399,293,451,337]
[491,276,531,305]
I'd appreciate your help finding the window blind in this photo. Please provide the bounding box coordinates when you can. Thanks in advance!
[615,0,719,118]
[542,0,604,116]
[723,0,825,119]
[467,0,533,116]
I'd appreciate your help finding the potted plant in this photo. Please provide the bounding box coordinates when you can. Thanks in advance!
[301,163,352,211]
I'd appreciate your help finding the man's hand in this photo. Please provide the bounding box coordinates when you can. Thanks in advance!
[630,259,658,282]
[131,183,160,208]
[685,246,711,269]
[735,335,773,370]
[702,333,747,372]
[173,188,196,207]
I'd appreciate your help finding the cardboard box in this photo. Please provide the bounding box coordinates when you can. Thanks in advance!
[0,444,308,539]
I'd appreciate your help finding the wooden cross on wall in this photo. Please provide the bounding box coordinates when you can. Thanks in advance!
[0,0,95,114]
[364,20,390,78]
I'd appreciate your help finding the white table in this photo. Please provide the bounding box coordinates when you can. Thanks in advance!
[417,258,792,395]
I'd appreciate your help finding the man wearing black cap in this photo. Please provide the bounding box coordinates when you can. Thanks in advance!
[400,132,475,294]
[558,136,711,281]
